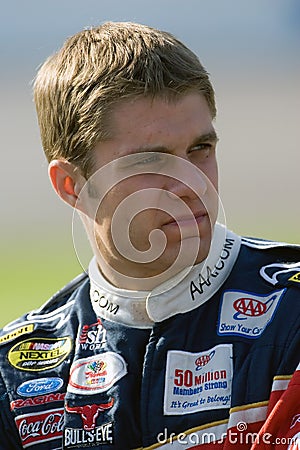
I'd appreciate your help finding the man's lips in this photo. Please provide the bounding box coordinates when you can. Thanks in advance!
[162,211,208,227]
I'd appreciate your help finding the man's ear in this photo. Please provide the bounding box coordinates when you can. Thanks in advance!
[48,160,87,210]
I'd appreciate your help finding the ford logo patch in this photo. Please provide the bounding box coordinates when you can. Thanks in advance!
[17,377,63,397]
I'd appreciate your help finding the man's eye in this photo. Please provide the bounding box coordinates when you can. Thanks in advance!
[116,152,166,171]
[194,143,212,151]
[189,143,213,158]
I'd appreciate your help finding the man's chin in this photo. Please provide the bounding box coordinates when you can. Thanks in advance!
[94,231,213,289]
[156,235,210,273]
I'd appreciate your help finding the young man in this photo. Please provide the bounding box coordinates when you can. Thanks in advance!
[0,21,299,449]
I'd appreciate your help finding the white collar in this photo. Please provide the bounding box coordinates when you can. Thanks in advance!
[89,223,241,328]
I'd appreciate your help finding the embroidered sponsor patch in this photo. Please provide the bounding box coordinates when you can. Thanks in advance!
[287,432,300,450]
[15,408,64,447]
[17,377,64,397]
[77,318,107,351]
[8,337,72,371]
[11,392,65,410]
[67,352,127,395]
[64,400,114,447]
[218,289,285,338]
[164,344,233,415]
[289,272,300,283]
[291,414,300,429]
[260,263,300,286]
[64,422,114,448]
[0,324,35,345]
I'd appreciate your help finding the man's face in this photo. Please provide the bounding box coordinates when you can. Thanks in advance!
[81,92,219,288]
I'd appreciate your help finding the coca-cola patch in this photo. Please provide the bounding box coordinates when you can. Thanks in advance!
[15,408,64,448]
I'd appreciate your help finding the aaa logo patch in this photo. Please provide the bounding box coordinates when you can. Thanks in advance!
[218,289,286,338]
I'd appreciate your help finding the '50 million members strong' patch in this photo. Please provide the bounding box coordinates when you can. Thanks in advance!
[164,344,233,415]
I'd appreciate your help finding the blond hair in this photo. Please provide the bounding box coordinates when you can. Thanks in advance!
[34,21,216,177]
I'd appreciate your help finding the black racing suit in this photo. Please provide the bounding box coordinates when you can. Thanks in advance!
[0,225,299,449]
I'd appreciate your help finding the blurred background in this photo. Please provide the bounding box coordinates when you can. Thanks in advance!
[1,0,299,327]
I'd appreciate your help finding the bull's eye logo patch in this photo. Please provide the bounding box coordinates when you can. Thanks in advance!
[66,399,114,430]
[218,289,285,338]
[64,399,115,446]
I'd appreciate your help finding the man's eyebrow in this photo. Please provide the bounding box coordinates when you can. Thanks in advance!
[121,130,219,156]
[190,130,219,145]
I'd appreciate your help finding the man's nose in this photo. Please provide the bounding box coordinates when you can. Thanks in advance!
[164,164,207,200]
